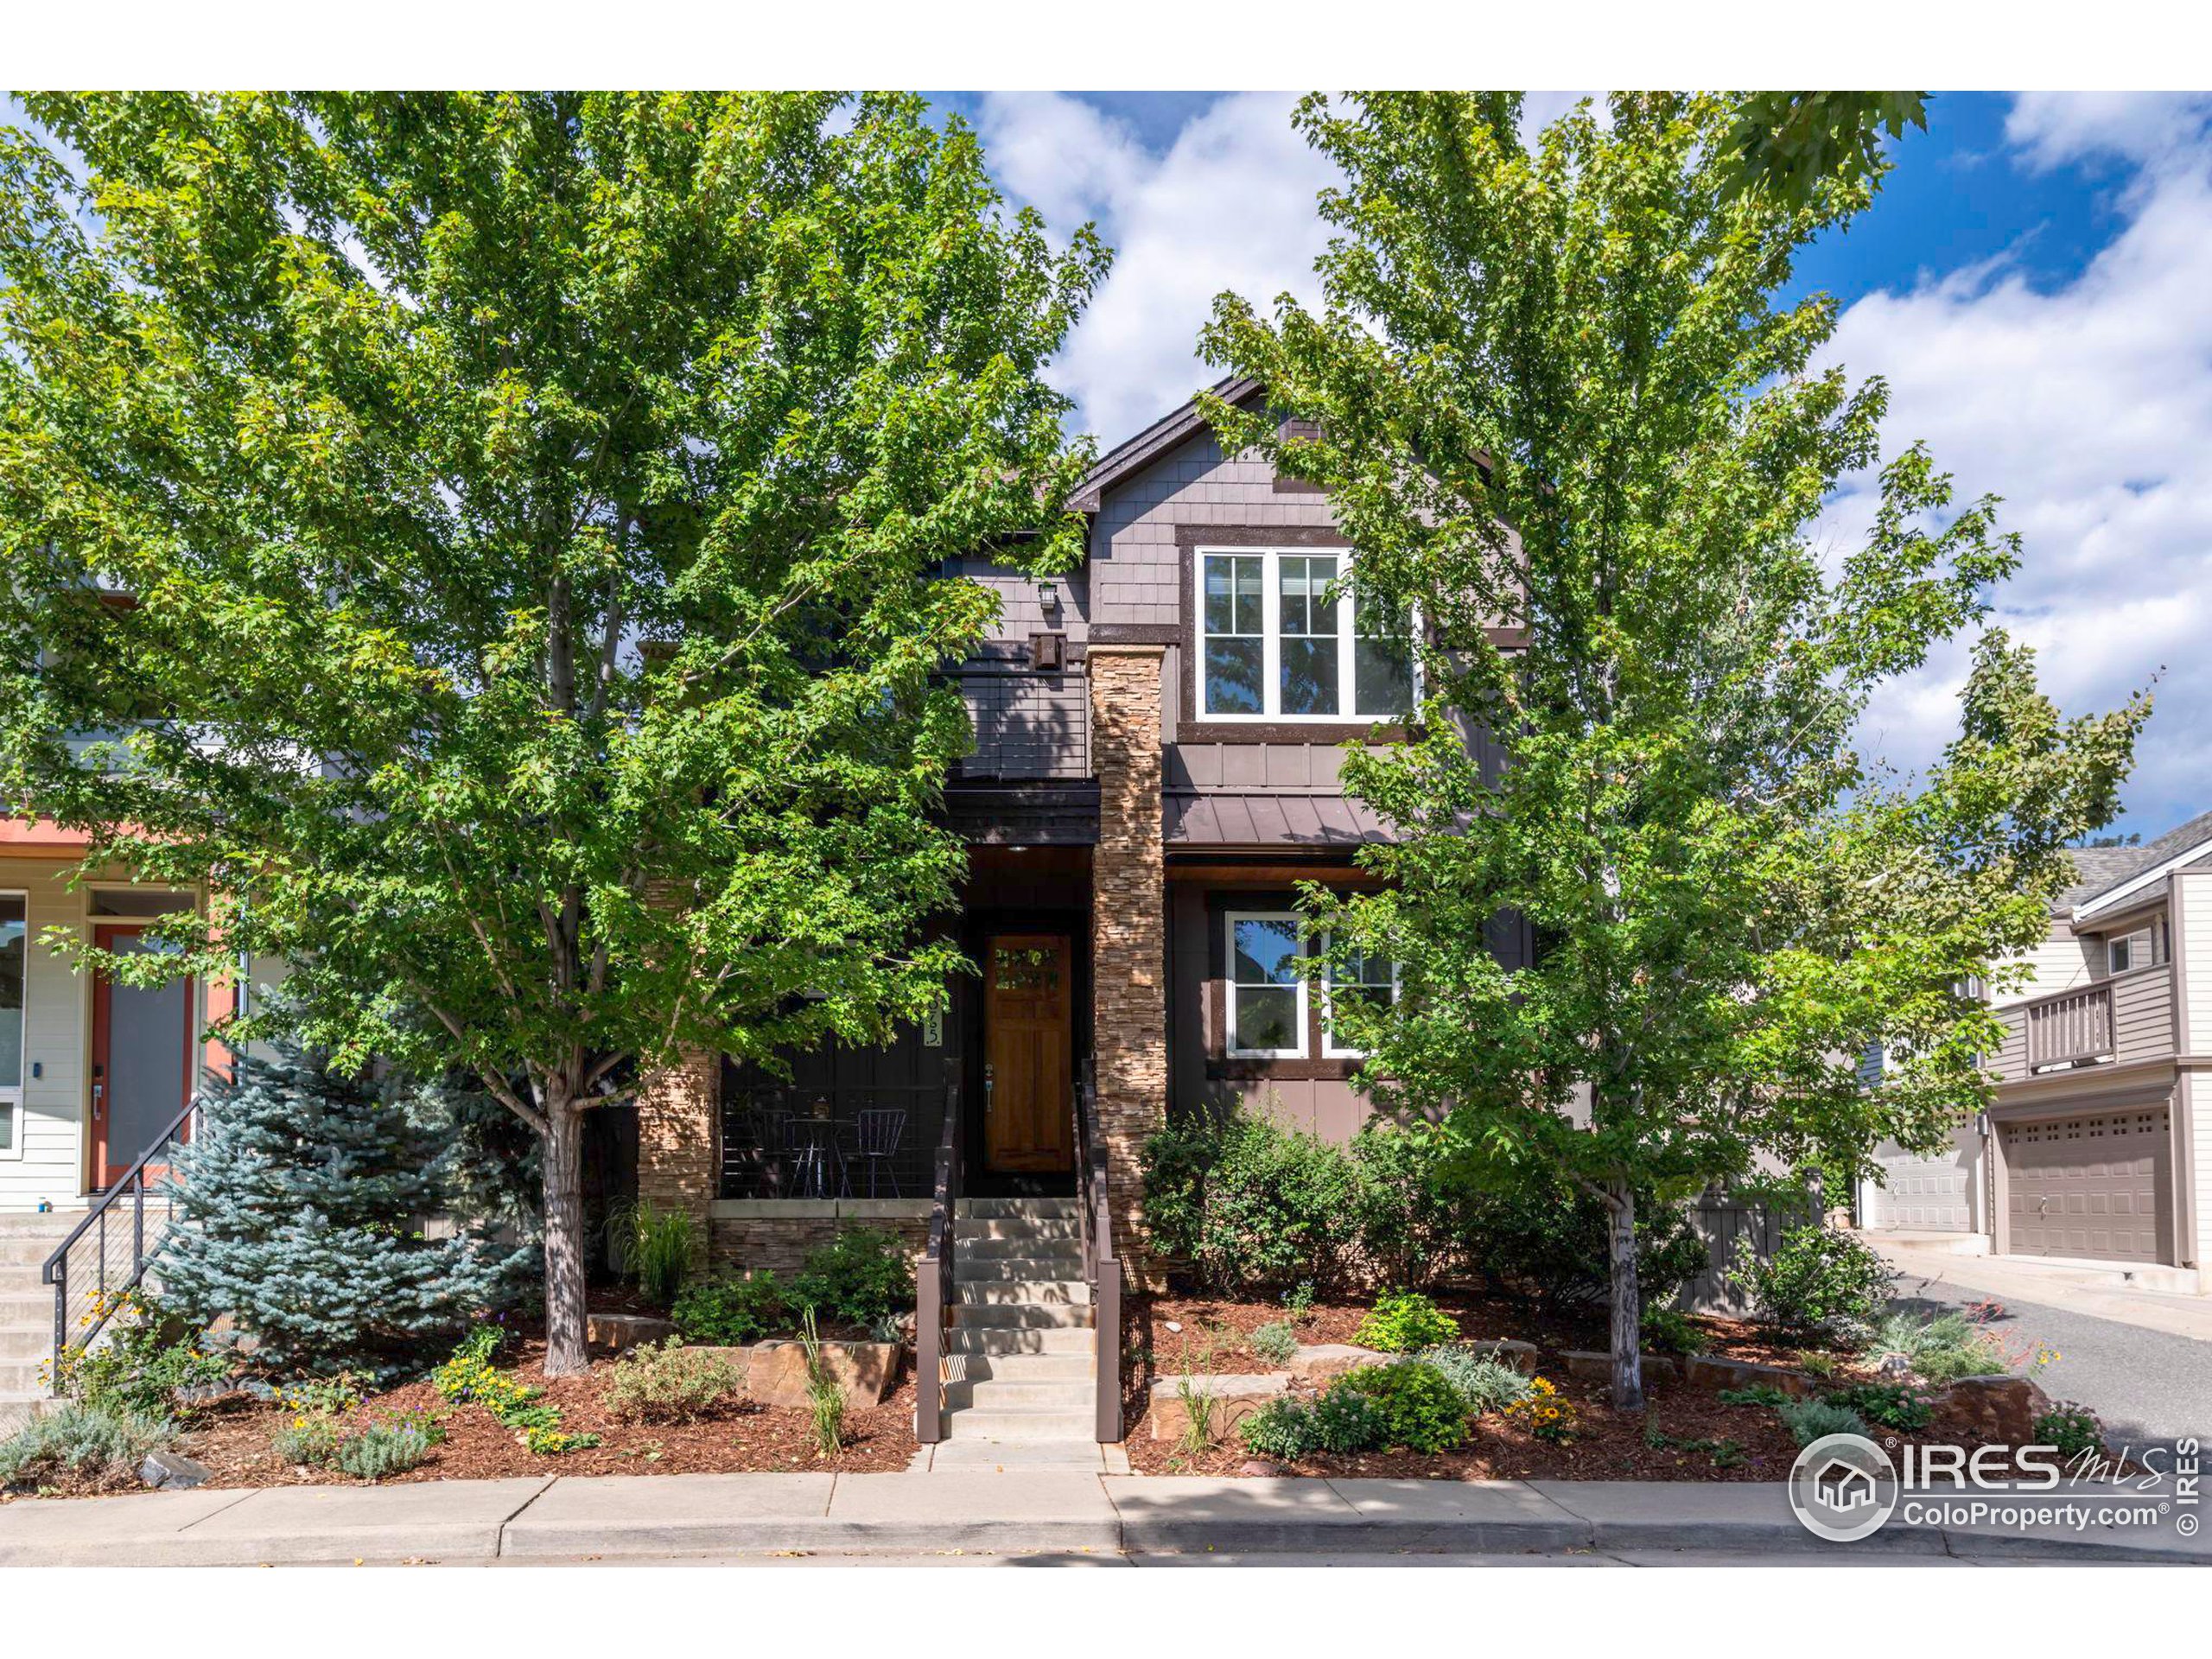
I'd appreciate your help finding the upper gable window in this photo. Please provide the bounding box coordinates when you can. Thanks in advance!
[1197,547,1413,721]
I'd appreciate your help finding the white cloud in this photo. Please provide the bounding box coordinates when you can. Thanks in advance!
[1825,94,2212,836]
[2006,92,2212,172]
[978,91,1339,443]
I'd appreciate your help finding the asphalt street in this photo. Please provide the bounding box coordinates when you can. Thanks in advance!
[1886,1270,2212,1455]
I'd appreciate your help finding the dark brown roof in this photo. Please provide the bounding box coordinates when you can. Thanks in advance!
[2060,807,2212,909]
[1068,375,1266,514]
[1165,790,1392,849]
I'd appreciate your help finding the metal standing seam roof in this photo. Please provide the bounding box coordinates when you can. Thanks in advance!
[1164,790,1393,848]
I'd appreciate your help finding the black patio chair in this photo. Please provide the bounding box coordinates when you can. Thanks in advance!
[853,1107,907,1198]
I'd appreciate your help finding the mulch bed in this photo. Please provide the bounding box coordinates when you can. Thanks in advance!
[1121,1287,1944,1483]
[7,1327,918,1501]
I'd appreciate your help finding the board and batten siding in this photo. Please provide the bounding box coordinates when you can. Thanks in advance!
[0,857,89,1209]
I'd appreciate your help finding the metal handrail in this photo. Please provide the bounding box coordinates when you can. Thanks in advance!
[40,1093,200,1386]
[1073,1059,1122,1444]
[913,1062,963,1444]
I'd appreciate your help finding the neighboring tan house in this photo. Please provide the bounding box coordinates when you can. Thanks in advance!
[1859,810,2212,1291]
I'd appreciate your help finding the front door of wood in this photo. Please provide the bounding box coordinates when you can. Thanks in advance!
[983,933,1073,1174]
[89,924,195,1190]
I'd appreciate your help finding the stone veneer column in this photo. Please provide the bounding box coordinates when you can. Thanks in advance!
[635,1046,719,1238]
[1088,645,1168,1287]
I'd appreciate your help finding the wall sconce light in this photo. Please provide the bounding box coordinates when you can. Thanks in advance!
[1035,578,1060,617]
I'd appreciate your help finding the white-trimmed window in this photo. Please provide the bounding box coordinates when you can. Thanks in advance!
[1198,547,1413,721]
[1226,912,1306,1058]
[0,893,23,1158]
[1321,938,1401,1058]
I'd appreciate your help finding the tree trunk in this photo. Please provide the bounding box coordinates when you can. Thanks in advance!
[1605,1176,1644,1412]
[541,1100,590,1376]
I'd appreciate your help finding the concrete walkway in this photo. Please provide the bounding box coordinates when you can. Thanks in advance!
[1,1471,2202,1566]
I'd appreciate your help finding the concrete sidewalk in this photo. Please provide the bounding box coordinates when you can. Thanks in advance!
[2,1471,2204,1566]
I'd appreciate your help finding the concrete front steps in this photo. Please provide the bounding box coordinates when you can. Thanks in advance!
[0,1211,82,1431]
[941,1198,1096,1443]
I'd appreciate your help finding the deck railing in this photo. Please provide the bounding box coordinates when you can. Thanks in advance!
[944,664,1090,781]
[1073,1059,1122,1444]
[912,1066,963,1445]
[2026,982,2115,1070]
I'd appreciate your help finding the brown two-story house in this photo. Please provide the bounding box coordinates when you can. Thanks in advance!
[627,378,1524,1444]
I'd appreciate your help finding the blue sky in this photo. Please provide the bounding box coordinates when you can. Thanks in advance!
[938,92,2212,841]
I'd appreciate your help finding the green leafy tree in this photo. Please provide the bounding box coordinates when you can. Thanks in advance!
[1203,92,2143,1408]
[1719,92,1928,205]
[161,1039,531,1376]
[0,92,1103,1372]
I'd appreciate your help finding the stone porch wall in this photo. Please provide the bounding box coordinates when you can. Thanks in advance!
[709,1201,931,1275]
[1089,645,1169,1286]
[636,1046,718,1237]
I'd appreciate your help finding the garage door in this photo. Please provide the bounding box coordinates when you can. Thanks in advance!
[1868,1150,1974,1231]
[2003,1106,2171,1264]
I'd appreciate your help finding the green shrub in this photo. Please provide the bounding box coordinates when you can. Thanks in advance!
[605,1338,744,1424]
[1333,1362,1469,1452]
[1312,1381,1392,1453]
[1353,1289,1459,1353]
[50,1291,230,1418]
[1461,1176,1709,1311]
[1238,1395,1320,1461]
[328,1414,446,1479]
[672,1272,791,1346]
[1775,1397,1869,1446]
[604,1198,702,1306]
[793,1229,909,1333]
[1872,1310,2005,1382]
[1345,1118,1478,1287]
[1726,1225,1894,1349]
[1247,1319,1299,1367]
[1416,1345,1533,1414]
[0,1401,169,1487]
[1717,1384,1793,1408]
[1640,1306,1708,1356]
[429,1329,596,1454]
[271,1414,343,1465]
[1141,1108,1363,1293]
[2034,1405,2103,1459]
[1821,1383,1931,1432]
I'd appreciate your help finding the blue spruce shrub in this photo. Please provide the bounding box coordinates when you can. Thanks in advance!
[160,1039,531,1375]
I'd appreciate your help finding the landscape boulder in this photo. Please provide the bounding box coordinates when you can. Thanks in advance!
[1147,1372,1292,1444]
[140,1450,213,1491]
[1933,1374,2056,1446]
[1289,1344,1389,1386]
[1681,1355,1818,1398]
[586,1311,677,1355]
[1465,1338,1540,1376]
[1563,1349,1681,1384]
[745,1338,901,1410]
